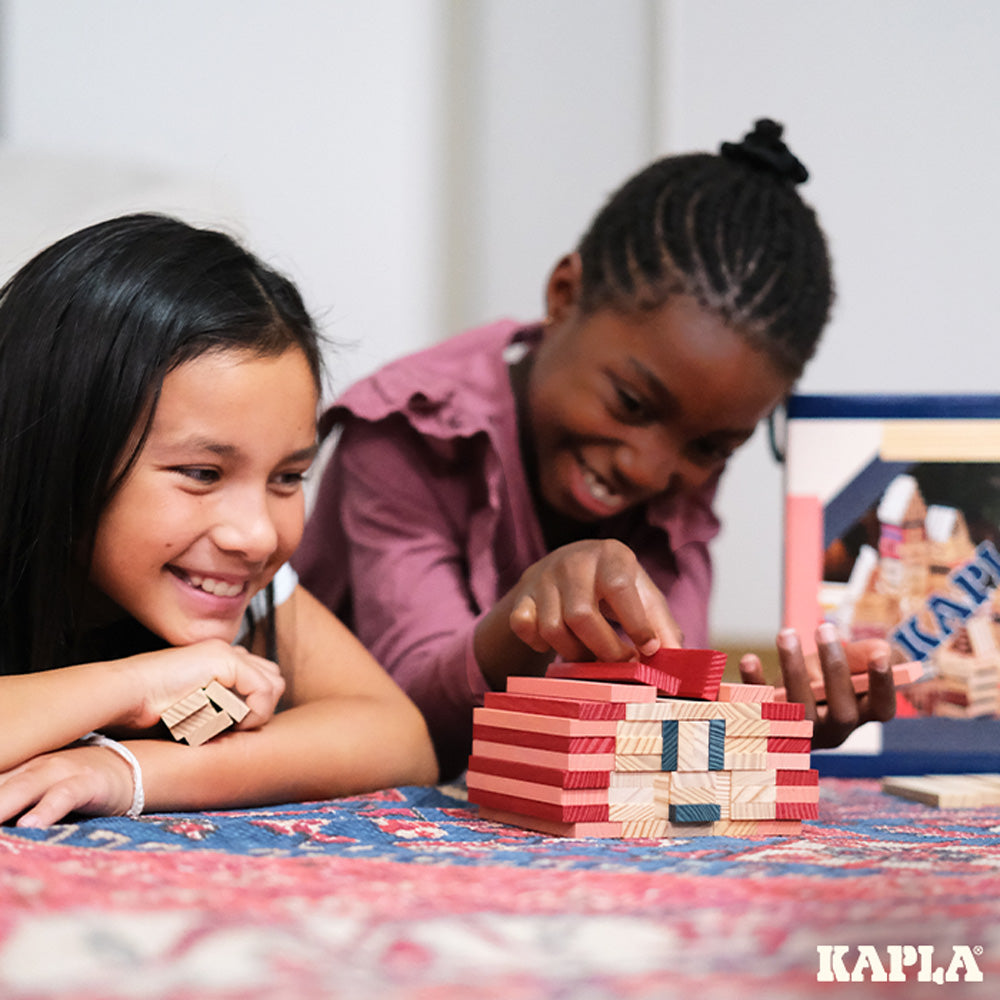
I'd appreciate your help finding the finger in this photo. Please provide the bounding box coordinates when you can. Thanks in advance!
[11,777,82,828]
[738,653,767,686]
[814,621,860,739]
[634,573,683,653]
[509,595,551,654]
[529,582,603,662]
[540,570,633,662]
[844,637,891,676]
[861,649,896,723]
[776,628,818,716]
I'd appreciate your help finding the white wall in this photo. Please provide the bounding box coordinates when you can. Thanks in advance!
[3,0,997,647]
[0,0,446,397]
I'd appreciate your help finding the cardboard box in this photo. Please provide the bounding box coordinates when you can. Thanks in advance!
[782,394,1000,774]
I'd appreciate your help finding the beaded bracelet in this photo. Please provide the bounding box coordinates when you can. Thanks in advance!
[80,732,145,819]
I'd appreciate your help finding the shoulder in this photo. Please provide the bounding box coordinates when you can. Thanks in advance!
[321,320,537,439]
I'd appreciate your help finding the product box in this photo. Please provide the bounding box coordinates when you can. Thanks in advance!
[782,394,1000,775]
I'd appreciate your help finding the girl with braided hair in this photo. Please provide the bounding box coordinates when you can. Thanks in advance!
[296,120,897,780]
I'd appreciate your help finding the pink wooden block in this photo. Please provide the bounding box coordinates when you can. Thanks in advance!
[471,739,617,771]
[717,682,776,704]
[466,754,610,789]
[472,724,616,754]
[466,771,610,806]
[467,788,609,823]
[473,707,619,737]
[506,675,657,703]
[484,691,627,720]
[477,805,622,838]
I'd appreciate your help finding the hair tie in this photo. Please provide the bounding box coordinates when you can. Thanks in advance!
[720,118,809,185]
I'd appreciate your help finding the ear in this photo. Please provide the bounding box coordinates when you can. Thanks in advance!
[543,253,583,325]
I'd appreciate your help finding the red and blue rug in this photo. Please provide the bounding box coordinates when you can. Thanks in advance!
[2,778,998,998]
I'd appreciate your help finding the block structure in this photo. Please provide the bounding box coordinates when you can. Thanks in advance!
[162,681,250,747]
[468,655,816,838]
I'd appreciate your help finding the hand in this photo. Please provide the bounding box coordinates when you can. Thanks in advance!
[117,639,285,732]
[0,744,134,828]
[506,539,683,663]
[738,623,896,749]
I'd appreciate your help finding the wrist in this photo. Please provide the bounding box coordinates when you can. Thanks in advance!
[80,732,145,818]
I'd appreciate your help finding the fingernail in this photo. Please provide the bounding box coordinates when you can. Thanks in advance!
[777,628,800,651]
[870,652,890,673]
[816,622,838,645]
[639,638,661,657]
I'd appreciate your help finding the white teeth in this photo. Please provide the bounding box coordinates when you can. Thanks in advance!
[581,466,623,508]
[187,574,244,598]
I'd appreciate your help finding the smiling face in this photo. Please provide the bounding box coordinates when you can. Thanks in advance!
[88,347,319,647]
[525,256,795,523]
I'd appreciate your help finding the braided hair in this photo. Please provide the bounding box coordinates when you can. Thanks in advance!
[576,119,833,378]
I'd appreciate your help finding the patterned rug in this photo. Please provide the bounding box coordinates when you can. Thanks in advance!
[2,779,998,999]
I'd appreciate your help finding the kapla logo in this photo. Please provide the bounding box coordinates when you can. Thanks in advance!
[817,945,984,983]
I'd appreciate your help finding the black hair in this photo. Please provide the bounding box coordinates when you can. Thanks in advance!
[575,119,833,378]
[0,213,323,675]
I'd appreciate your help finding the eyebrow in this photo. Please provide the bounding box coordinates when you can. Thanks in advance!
[624,358,757,439]
[167,437,320,463]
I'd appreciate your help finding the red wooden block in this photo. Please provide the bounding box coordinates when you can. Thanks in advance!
[472,724,616,754]
[761,701,806,720]
[776,768,820,786]
[775,801,820,820]
[483,691,627,720]
[639,648,728,701]
[506,676,658,703]
[467,788,610,823]
[477,805,622,838]
[546,661,682,696]
[767,736,812,754]
[467,755,610,789]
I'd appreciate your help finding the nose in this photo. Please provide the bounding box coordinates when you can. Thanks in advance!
[612,427,686,497]
[211,488,279,563]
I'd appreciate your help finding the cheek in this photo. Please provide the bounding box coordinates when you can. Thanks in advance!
[272,498,306,561]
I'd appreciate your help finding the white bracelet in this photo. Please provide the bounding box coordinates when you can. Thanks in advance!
[81,732,145,819]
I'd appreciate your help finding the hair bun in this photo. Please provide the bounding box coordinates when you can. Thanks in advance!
[720,118,809,185]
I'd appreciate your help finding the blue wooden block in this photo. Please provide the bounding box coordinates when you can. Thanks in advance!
[660,719,679,771]
[669,802,722,824]
[708,718,726,771]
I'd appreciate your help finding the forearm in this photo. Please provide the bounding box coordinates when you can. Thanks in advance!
[131,694,439,812]
[0,661,138,771]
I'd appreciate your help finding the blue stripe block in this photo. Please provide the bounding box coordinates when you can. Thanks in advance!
[708,718,726,771]
[660,719,678,771]
[669,803,721,824]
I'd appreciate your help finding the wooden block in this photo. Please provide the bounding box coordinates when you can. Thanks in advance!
[661,718,678,770]
[161,688,212,730]
[468,788,610,823]
[177,707,233,747]
[708,718,726,771]
[472,707,619,737]
[639,648,728,700]
[676,719,710,771]
[614,753,664,772]
[546,661,682,696]
[608,783,656,805]
[466,755,610,789]
[775,784,821,804]
[615,735,663,755]
[717,682,775,703]
[483,691,627,720]
[472,724,615,754]
[775,800,819,820]
[625,699,763,723]
[766,752,812,770]
[669,802,722,823]
[767,736,811,754]
[609,802,659,821]
[881,774,1000,808]
[764,719,814,738]
[664,770,718,805]
[471,739,616,771]
[774,660,925,704]
[506,675,657,703]
[776,768,819,786]
[715,819,802,837]
[466,772,610,806]
[203,680,249,723]
[477,805,622,838]
[761,701,805,720]
[730,800,777,820]
[724,751,769,771]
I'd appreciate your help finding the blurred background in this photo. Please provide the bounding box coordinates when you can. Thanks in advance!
[2,0,998,649]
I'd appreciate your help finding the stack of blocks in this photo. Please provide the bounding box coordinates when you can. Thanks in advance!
[467,649,818,838]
